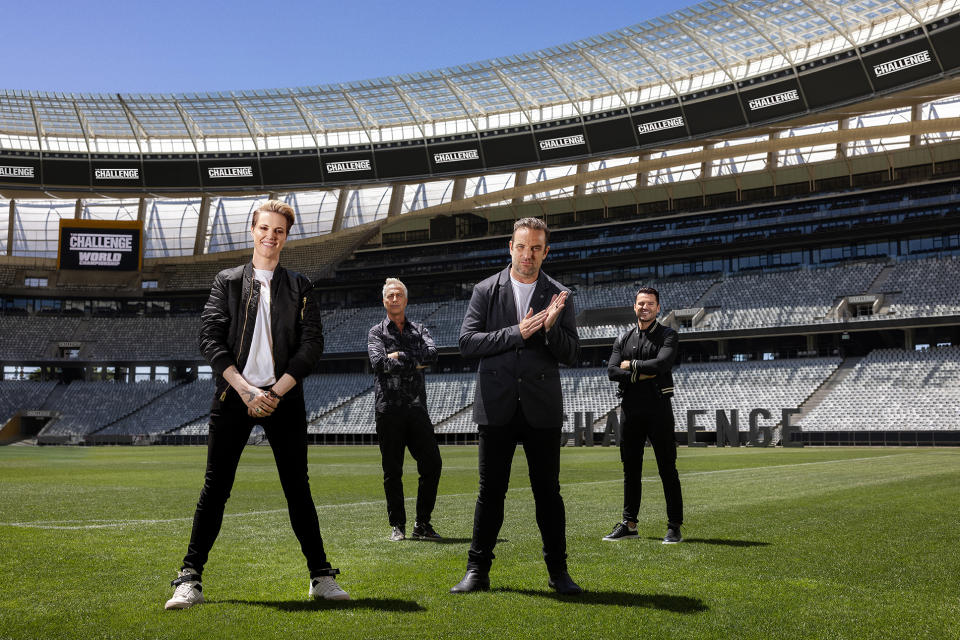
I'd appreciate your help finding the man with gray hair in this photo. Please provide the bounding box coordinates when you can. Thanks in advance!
[367,277,443,542]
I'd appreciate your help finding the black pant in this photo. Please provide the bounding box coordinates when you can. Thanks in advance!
[620,399,683,526]
[468,406,567,575]
[182,389,335,578]
[374,406,442,528]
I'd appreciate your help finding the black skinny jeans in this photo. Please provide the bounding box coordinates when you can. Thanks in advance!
[620,396,684,526]
[182,388,335,578]
[468,406,567,575]
[374,406,442,528]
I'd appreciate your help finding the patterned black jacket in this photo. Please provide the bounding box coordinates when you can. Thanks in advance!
[368,317,437,413]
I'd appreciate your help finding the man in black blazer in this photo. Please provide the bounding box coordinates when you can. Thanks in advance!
[450,217,582,595]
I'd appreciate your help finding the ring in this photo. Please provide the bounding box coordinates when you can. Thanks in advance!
[256,407,263,414]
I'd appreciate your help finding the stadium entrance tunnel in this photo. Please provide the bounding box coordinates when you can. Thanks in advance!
[0,411,58,445]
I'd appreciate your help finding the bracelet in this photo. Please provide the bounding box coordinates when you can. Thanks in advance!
[265,389,283,401]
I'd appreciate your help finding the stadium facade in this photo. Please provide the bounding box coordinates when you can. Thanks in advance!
[0,0,958,446]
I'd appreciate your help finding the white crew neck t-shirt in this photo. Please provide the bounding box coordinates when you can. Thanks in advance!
[510,275,537,324]
[241,268,277,387]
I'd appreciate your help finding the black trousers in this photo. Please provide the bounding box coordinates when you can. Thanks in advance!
[182,389,335,578]
[374,406,442,527]
[620,398,684,526]
[467,406,567,575]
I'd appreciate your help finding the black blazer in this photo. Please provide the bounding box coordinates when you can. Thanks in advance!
[459,266,580,428]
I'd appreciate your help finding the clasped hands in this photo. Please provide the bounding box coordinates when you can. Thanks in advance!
[243,387,281,418]
[518,291,568,339]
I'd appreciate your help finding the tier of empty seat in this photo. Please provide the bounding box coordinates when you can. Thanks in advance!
[803,347,960,431]
[5,346,958,441]
[0,258,956,360]
[38,380,176,441]
[0,380,57,423]
[695,263,884,330]
[670,358,841,431]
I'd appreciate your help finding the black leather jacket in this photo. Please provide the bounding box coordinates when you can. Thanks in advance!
[198,262,324,406]
[608,320,677,413]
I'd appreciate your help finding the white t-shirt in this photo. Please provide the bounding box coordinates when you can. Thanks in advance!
[510,275,537,324]
[241,268,277,387]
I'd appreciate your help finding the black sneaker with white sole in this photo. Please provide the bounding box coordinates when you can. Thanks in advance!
[662,526,683,544]
[412,522,441,539]
[602,521,639,541]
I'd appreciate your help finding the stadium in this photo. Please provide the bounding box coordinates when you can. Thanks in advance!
[1,0,958,638]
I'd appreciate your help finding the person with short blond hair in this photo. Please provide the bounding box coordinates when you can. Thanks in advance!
[165,201,349,609]
[367,278,442,542]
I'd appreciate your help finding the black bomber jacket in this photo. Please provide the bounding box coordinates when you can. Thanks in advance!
[198,262,324,403]
[607,320,677,408]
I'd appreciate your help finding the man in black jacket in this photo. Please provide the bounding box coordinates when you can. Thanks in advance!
[603,287,684,544]
[165,200,348,609]
[450,217,582,595]
[368,277,442,542]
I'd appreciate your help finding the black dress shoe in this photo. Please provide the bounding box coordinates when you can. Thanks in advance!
[548,572,583,595]
[450,569,490,593]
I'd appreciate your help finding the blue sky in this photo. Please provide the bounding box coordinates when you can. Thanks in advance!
[6,0,694,95]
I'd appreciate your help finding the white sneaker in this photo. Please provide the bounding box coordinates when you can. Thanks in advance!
[164,569,204,610]
[309,576,350,601]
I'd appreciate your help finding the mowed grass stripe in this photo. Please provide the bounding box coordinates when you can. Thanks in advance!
[0,450,914,529]
[0,447,957,640]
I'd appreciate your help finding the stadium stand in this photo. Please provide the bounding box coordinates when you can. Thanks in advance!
[303,373,373,422]
[882,256,960,319]
[0,381,57,423]
[0,256,957,361]
[0,317,84,360]
[802,347,960,432]
[37,380,178,444]
[159,226,377,291]
[670,357,842,432]
[93,379,214,437]
[695,263,884,330]
[2,3,959,448]
[81,317,202,360]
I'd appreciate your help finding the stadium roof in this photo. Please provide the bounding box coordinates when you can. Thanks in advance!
[0,0,952,153]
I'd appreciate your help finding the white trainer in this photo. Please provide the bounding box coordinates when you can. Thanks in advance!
[309,576,350,601]
[164,569,204,610]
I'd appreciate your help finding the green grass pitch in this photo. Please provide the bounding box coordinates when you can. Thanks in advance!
[1,445,958,639]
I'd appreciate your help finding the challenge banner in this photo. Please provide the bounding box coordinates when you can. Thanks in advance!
[57,219,143,271]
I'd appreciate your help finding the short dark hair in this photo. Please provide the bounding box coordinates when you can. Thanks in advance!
[512,217,550,244]
[635,286,660,305]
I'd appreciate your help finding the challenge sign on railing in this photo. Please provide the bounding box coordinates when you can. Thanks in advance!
[57,220,143,271]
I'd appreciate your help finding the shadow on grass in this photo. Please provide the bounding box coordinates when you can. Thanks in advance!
[645,537,770,547]
[405,536,474,544]
[216,598,425,612]
[493,588,707,613]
